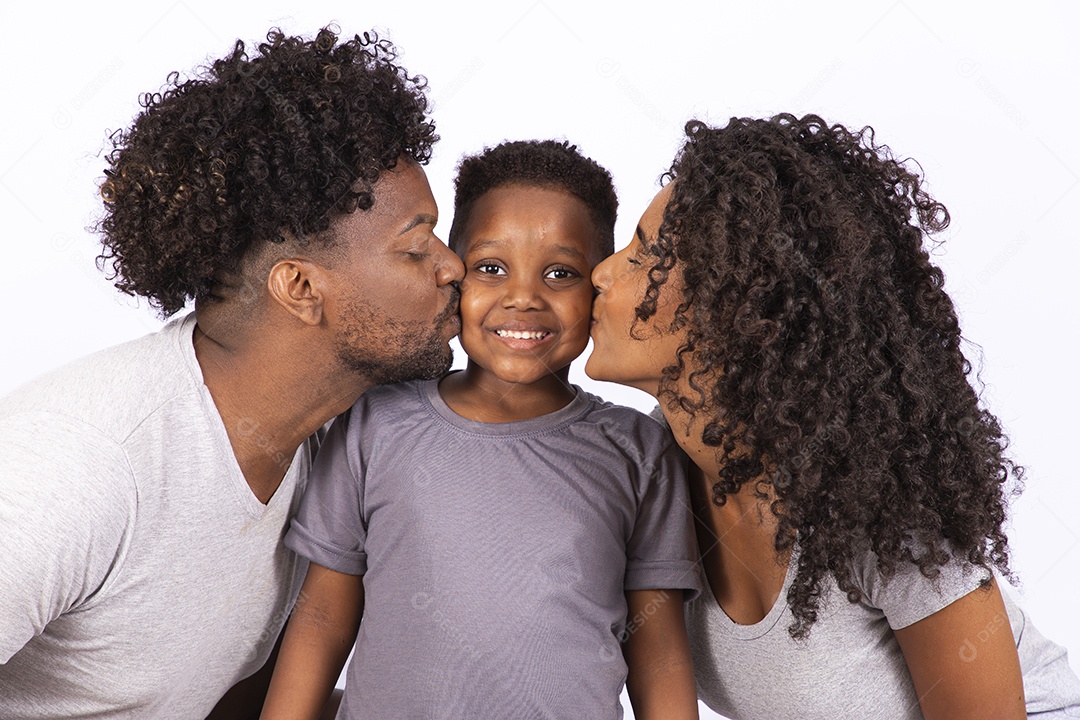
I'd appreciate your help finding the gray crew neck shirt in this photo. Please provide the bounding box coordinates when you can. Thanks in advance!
[286,378,700,720]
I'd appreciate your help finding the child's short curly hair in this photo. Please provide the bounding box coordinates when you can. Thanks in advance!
[97,26,437,316]
[448,140,617,259]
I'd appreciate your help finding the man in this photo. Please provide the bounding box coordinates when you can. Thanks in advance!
[0,26,462,719]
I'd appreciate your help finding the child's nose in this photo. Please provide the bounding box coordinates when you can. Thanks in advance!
[502,275,543,309]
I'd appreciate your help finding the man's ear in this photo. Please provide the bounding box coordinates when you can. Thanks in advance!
[267,258,326,326]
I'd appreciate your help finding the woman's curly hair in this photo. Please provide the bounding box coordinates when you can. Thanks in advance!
[97,26,437,316]
[640,114,1021,638]
[448,139,618,259]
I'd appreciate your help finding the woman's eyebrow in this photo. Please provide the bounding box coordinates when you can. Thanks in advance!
[635,225,653,248]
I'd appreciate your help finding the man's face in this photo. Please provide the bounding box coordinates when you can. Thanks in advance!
[327,160,464,385]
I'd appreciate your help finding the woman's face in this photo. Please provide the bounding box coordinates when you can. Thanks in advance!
[585,183,687,397]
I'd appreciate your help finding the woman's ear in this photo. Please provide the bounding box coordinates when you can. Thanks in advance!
[266,258,325,326]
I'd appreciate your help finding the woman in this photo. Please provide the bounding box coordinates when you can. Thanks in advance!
[586,114,1080,719]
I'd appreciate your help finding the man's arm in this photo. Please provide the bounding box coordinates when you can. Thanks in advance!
[259,563,364,720]
[893,576,1025,720]
[623,589,698,720]
[0,415,135,662]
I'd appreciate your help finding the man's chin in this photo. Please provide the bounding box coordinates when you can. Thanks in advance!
[440,313,462,342]
[419,344,454,381]
[337,339,453,387]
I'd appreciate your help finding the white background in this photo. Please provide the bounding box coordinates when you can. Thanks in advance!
[1,1,1076,716]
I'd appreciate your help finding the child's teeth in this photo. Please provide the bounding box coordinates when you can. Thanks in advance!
[497,330,547,339]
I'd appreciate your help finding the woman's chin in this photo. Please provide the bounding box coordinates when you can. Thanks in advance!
[582,352,617,384]
[584,358,654,396]
[582,356,605,382]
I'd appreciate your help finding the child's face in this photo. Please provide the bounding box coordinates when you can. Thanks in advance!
[456,184,599,387]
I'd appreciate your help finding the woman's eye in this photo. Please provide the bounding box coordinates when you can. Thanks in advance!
[627,256,641,266]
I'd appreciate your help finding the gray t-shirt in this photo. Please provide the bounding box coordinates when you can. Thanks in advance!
[286,378,700,720]
[688,548,1080,719]
[0,313,310,719]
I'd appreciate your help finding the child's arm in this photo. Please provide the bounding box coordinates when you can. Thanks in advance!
[260,563,364,720]
[893,576,1025,720]
[623,589,698,720]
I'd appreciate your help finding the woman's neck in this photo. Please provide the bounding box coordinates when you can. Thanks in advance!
[683,449,793,624]
[660,398,793,621]
[658,397,781,512]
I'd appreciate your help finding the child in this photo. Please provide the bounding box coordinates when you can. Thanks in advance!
[261,140,701,720]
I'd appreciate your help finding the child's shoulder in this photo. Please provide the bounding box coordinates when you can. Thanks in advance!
[575,391,675,451]
[350,378,434,416]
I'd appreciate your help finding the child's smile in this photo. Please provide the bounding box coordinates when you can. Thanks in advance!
[491,322,554,347]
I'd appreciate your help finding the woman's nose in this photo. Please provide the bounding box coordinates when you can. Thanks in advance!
[591,254,614,293]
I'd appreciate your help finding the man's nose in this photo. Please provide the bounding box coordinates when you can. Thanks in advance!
[434,238,464,286]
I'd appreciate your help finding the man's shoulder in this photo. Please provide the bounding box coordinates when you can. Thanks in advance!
[0,314,199,442]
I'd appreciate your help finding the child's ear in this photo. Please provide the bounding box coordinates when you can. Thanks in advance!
[266,259,326,326]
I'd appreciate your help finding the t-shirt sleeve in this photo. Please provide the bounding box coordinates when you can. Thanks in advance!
[853,548,992,630]
[0,412,135,663]
[624,438,701,599]
[285,409,368,575]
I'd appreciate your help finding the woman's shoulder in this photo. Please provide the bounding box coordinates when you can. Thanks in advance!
[845,543,993,630]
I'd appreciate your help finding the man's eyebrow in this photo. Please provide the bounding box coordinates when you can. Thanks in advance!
[635,225,646,244]
[398,213,438,235]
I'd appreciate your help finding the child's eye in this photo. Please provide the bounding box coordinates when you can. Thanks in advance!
[475,262,506,276]
[545,267,579,281]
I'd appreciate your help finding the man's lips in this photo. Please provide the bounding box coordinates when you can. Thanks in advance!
[436,287,461,335]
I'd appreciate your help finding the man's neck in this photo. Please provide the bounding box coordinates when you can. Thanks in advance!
[191,319,369,503]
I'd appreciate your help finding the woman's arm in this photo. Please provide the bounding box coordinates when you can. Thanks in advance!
[259,563,364,720]
[623,589,698,720]
[893,576,1024,720]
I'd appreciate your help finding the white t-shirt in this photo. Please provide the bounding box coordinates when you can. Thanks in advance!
[0,313,310,719]
[688,547,1080,719]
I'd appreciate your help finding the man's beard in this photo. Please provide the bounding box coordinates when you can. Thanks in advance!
[335,290,458,386]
